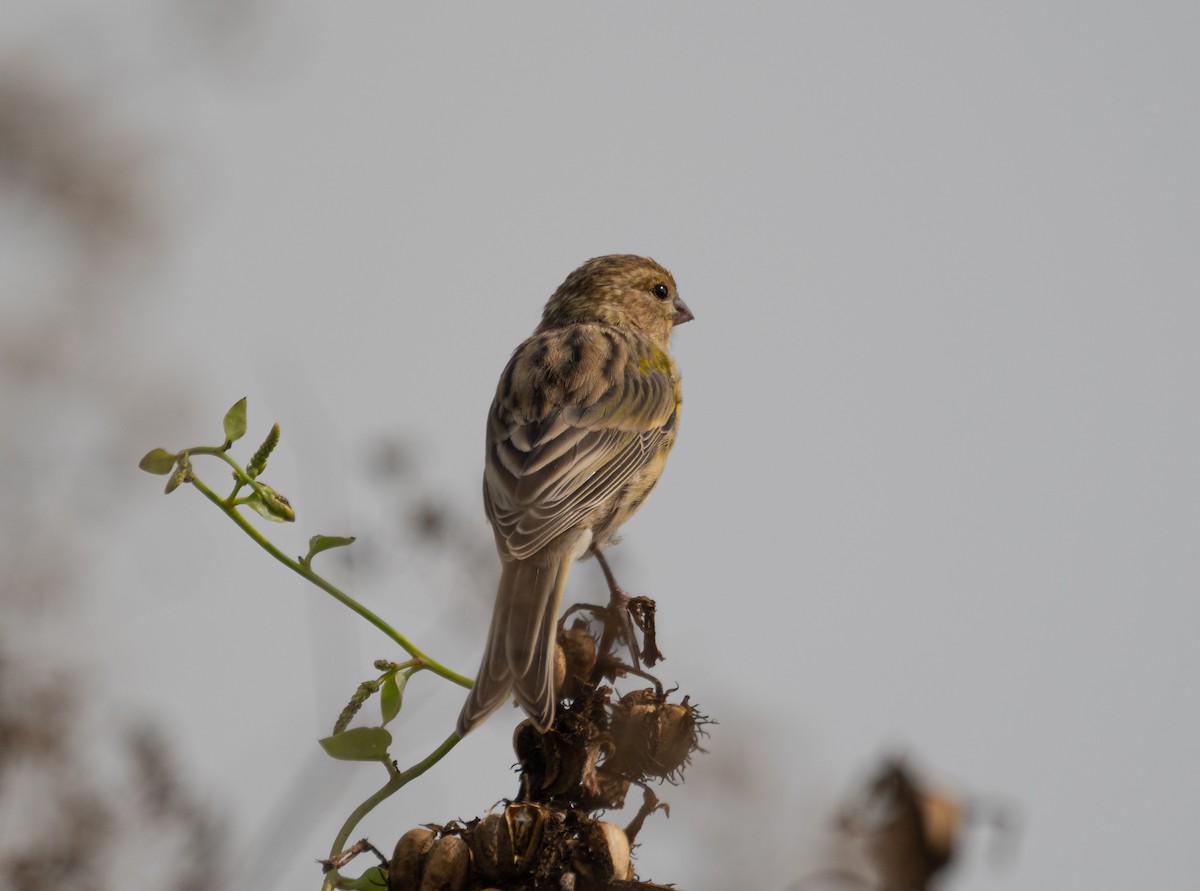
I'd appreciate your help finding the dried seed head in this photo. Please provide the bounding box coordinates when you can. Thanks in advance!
[607,689,700,781]
[389,828,436,891]
[419,835,470,891]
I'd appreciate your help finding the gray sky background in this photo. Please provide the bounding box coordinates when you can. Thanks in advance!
[4,3,1198,890]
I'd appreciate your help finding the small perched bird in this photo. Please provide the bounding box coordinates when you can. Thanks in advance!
[457,255,693,736]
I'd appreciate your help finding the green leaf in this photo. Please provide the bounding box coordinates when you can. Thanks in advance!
[340,866,388,890]
[304,534,356,565]
[380,672,407,726]
[139,448,179,475]
[223,397,248,444]
[318,726,392,761]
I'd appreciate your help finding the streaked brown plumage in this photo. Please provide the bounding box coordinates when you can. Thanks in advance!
[457,255,693,735]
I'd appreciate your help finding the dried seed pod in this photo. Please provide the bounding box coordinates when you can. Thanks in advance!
[606,688,658,774]
[514,719,566,798]
[588,764,632,810]
[553,642,567,698]
[515,713,608,801]
[470,813,515,883]
[607,689,699,780]
[505,802,548,874]
[573,820,632,882]
[650,701,699,777]
[419,835,470,891]
[840,758,967,891]
[513,719,540,768]
[389,827,436,891]
[597,821,633,881]
[556,626,598,699]
[468,803,549,881]
[919,790,965,864]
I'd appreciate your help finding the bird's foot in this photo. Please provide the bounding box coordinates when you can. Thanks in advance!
[591,549,665,669]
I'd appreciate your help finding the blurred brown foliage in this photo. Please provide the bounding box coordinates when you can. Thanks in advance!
[0,47,225,891]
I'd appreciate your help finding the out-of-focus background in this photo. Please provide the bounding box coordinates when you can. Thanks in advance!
[2,3,1197,890]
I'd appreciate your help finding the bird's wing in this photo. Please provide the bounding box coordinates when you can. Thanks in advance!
[484,330,678,561]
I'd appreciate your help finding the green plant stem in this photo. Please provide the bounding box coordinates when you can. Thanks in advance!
[322,731,463,891]
[188,470,471,689]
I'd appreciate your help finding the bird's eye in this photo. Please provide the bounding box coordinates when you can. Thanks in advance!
[651,283,670,300]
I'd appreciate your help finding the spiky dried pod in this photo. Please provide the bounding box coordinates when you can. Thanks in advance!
[572,821,632,883]
[607,689,700,781]
[419,835,470,891]
[389,827,436,891]
[647,700,698,778]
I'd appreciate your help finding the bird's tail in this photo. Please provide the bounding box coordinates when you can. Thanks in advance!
[457,553,572,736]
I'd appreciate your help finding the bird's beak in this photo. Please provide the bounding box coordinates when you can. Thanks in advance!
[672,296,694,326]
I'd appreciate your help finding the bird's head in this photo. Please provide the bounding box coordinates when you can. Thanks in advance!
[540,255,693,346]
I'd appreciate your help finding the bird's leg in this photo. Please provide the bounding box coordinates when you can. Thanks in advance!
[592,548,643,671]
[593,548,629,607]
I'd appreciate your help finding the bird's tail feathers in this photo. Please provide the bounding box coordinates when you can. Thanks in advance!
[457,555,571,735]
